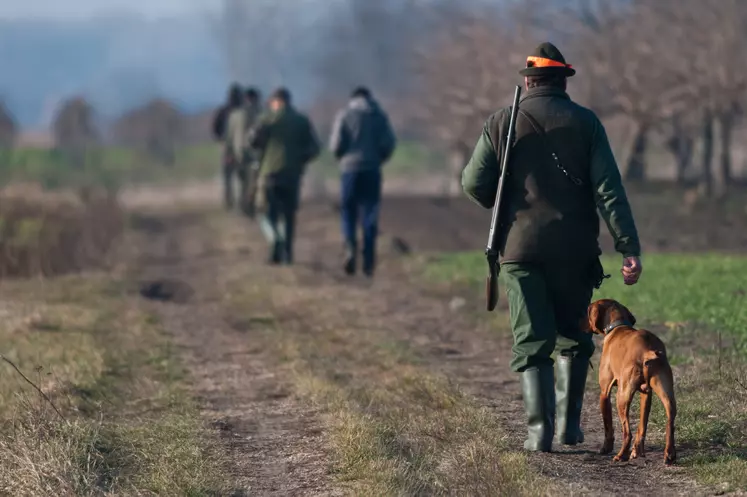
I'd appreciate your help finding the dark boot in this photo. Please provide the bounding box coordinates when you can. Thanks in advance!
[555,355,588,445]
[362,245,376,277]
[268,242,283,265]
[343,244,356,275]
[223,163,235,210]
[521,365,555,452]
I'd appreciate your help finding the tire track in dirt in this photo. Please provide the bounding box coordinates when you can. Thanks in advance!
[126,209,341,497]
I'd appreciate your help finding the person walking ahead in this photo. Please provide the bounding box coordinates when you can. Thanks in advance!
[222,84,248,210]
[250,88,320,265]
[462,42,642,452]
[329,87,396,277]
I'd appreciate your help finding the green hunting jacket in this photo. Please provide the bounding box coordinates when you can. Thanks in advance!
[225,101,262,163]
[462,86,640,262]
[250,105,320,187]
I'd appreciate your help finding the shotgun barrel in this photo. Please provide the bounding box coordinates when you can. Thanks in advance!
[485,85,522,311]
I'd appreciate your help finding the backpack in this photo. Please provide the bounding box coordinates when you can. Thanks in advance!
[212,105,229,140]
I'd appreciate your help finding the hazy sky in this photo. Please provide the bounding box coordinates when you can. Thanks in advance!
[0,0,217,20]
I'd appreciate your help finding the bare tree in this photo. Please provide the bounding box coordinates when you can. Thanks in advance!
[410,1,543,191]
[211,0,318,90]
[52,97,99,165]
[113,99,184,166]
[0,101,16,150]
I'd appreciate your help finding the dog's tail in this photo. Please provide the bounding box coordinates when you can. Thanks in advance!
[640,350,665,393]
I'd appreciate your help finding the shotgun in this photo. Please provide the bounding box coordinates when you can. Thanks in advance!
[485,85,522,311]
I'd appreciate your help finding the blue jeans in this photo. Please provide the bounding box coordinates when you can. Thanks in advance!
[340,169,382,273]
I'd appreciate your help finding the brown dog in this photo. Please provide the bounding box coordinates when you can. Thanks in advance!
[582,299,676,465]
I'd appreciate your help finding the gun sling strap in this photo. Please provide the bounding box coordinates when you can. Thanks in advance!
[492,108,585,188]
[519,109,585,187]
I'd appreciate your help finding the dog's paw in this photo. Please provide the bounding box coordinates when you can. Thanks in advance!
[664,453,676,466]
[599,440,614,455]
[630,446,645,460]
[613,452,630,462]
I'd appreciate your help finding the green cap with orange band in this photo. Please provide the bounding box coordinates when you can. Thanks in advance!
[519,42,576,78]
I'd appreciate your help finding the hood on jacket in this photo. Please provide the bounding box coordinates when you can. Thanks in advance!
[349,96,379,113]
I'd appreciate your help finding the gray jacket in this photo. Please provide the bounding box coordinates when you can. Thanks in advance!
[329,96,396,172]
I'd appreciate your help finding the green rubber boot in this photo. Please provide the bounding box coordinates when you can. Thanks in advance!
[555,355,588,445]
[521,365,555,452]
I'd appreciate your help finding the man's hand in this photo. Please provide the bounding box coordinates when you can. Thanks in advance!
[622,256,642,285]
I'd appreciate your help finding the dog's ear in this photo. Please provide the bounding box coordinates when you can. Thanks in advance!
[583,301,606,335]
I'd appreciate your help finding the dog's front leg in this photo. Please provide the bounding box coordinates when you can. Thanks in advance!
[614,383,635,462]
[631,391,651,460]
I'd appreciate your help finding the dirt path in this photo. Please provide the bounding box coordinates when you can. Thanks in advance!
[127,210,342,496]
[124,198,724,496]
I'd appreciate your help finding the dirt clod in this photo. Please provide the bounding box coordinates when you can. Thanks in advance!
[138,279,194,303]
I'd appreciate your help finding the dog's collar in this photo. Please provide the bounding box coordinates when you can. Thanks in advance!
[604,320,634,334]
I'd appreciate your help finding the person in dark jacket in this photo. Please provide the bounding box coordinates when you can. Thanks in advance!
[329,87,396,277]
[250,88,320,264]
[462,42,642,453]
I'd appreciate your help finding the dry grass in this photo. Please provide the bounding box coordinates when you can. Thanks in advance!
[227,283,549,497]
[0,274,231,495]
[0,183,124,278]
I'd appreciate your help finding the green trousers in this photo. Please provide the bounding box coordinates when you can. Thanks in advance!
[258,182,299,264]
[500,261,596,373]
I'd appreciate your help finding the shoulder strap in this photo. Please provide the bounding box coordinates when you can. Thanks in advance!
[518,109,584,187]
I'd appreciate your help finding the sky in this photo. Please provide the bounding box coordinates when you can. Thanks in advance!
[0,0,217,20]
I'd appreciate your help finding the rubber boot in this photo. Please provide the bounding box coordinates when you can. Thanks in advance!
[521,365,555,452]
[555,355,588,445]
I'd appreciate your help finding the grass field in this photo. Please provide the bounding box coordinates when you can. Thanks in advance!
[0,273,232,495]
[312,141,448,179]
[1,140,446,192]
[421,252,747,491]
[1,145,220,191]
[2,183,745,494]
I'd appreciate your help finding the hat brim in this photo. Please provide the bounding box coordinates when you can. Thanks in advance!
[519,66,576,77]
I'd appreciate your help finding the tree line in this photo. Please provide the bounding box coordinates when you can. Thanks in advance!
[3,0,747,197]
[303,0,747,197]
[0,96,204,167]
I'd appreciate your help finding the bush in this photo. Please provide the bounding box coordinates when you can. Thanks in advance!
[0,184,124,278]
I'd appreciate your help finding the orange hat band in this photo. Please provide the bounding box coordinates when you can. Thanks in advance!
[526,56,572,69]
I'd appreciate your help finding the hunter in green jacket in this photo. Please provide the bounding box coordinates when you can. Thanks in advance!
[462,42,642,453]
[250,87,320,265]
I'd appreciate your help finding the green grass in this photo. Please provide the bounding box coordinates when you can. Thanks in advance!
[312,141,447,179]
[420,251,747,491]
[423,253,747,345]
[0,274,232,495]
[2,144,220,191]
[4,140,446,193]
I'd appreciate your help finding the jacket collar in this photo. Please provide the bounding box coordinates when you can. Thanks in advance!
[520,86,570,103]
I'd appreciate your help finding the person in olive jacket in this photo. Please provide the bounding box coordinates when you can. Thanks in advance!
[462,42,642,453]
[250,88,320,265]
